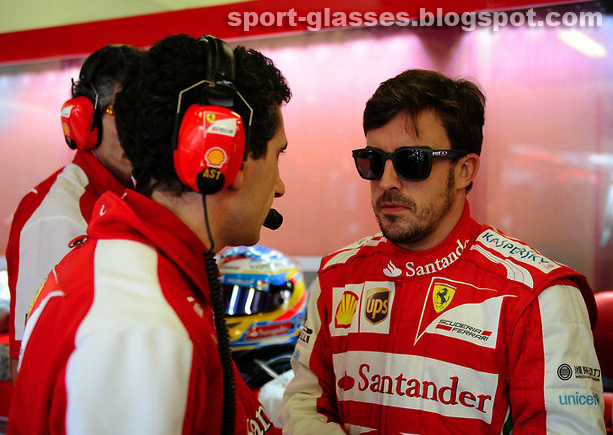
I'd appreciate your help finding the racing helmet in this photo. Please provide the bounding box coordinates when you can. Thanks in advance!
[218,245,307,351]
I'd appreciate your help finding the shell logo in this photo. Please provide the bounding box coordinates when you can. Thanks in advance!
[62,123,70,136]
[205,147,227,168]
[335,291,359,329]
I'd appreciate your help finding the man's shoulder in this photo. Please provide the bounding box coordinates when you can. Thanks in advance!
[319,233,387,273]
[17,160,89,206]
[470,225,569,276]
[9,166,68,236]
[22,163,92,222]
[467,225,589,296]
[14,165,65,207]
[468,224,597,327]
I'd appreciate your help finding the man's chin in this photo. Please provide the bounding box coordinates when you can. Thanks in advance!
[377,214,405,232]
[227,229,260,248]
[379,225,406,242]
[245,233,261,247]
[378,220,422,245]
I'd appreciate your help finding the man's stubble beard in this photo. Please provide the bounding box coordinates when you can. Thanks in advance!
[373,167,455,246]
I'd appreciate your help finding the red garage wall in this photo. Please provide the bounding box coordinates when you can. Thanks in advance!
[0,1,612,291]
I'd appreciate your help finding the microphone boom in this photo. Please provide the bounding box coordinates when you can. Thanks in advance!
[263,209,283,230]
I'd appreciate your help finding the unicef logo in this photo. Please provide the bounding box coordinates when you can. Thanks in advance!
[557,363,573,381]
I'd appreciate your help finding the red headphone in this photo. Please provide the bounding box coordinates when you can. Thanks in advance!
[60,49,105,151]
[172,36,252,195]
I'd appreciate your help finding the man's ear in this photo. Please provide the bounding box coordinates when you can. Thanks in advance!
[229,160,247,190]
[455,154,480,190]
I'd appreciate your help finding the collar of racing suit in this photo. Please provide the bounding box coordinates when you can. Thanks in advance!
[380,199,480,269]
[87,189,212,305]
[73,150,127,198]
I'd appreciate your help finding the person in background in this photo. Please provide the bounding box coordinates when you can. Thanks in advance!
[280,69,605,434]
[218,244,308,427]
[8,33,290,435]
[6,44,141,382]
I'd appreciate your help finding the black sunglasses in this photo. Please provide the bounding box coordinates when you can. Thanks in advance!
[352,147,469,181]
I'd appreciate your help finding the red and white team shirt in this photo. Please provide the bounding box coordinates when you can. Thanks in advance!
[8,190,278,435]
[280,201,605,435]
[6,151,126,359]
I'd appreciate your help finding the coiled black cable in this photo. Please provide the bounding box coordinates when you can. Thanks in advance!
[202,195,235,435]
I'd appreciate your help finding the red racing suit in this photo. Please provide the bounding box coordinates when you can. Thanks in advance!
[6,151,126,360]
[280,202,604,435]
[8,190,279,435]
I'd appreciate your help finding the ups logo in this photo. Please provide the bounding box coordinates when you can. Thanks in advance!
[365,288,390,325]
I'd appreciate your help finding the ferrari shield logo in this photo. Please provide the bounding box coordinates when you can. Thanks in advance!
[433,284,456,313]
[206,113,216,124]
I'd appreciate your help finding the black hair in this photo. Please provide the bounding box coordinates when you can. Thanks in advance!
[233,46,291,159]
[114,34,291,197]
[72,45,142,110]
[363,69,485,157]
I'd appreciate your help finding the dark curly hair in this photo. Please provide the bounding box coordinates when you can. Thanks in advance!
[114,34,291,197]
[364,69,485,154]
[363,69,485,191]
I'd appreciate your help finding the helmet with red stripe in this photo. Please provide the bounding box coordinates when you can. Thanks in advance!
[218,245,307,351]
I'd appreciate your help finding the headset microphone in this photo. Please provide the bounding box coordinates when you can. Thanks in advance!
[263,209,283,230]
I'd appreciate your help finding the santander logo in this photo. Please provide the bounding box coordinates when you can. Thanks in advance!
[383,260,402,278]
[337,364,492,413]
[337,372,355,390]
[382,239,469,278]
[333,351,496,423]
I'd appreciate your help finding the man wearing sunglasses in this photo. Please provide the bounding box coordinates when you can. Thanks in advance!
[281,69,604,434]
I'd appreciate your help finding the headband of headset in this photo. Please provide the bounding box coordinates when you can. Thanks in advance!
[172,35,252,195]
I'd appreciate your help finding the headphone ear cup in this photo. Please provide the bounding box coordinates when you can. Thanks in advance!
[174,105,246,194]
[60,96,99,150]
